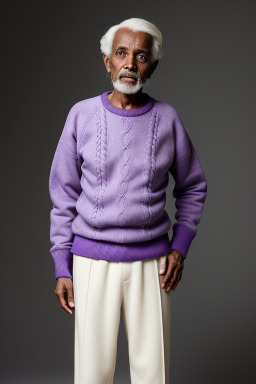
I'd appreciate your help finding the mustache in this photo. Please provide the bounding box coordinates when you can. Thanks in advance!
[118,70,141,81]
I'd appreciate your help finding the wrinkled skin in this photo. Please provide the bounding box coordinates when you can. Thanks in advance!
[55,277,74,315]
[158,249,184,293]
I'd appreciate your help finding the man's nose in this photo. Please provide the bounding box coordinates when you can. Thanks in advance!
[124,54,137,71]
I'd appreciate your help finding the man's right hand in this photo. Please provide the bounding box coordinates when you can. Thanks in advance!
[55,277,75,315]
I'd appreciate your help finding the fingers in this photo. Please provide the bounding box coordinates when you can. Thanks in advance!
[167,268,183,292]
[55,277,74,315]
[172,269,183,291]
[161,258,175,289]
[159,254,167,274]
[67,285,75,308]
[161,252,184,293]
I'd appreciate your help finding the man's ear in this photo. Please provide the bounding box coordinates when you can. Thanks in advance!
[103,53,111,73]
[147,60,159,79]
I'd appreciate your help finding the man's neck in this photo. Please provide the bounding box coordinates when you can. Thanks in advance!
[108,89,147,110]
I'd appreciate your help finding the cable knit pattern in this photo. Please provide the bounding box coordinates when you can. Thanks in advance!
[114,117,134,243]
[90,103,108,240]
[140,108,160,240]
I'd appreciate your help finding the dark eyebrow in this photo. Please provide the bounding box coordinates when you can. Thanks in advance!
[116,46,128,51]
[116,46,149,55]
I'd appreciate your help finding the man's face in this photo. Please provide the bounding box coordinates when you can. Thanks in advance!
[103,27,158,94]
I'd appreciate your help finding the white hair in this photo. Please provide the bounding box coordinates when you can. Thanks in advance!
[100,18,163,62]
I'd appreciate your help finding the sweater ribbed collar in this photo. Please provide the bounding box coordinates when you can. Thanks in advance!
[101,90,155,117]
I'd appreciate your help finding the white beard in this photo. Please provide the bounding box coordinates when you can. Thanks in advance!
[111,71,146,95]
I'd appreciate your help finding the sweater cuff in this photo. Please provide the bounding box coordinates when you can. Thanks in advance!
[169,223,196,258]
[51,249,73,280]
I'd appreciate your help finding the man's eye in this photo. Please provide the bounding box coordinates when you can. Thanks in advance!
[117,51,124,56]
[138,55,147,60]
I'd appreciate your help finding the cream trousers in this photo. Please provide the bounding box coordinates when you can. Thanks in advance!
[73,254,171,384]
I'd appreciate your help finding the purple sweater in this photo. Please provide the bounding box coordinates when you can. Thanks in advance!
[49,90,207,279]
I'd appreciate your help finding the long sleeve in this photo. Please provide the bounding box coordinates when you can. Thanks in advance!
[169,111,207,258]
[49,105,82,280]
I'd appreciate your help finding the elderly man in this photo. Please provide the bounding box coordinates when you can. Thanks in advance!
[49,17,207,384]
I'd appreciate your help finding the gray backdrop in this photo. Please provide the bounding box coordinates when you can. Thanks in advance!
[1,0,255,383]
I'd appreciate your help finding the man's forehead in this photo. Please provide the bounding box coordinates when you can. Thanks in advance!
[112,27,153,50]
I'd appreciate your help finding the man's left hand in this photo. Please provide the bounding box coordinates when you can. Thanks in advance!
[158,250,184,292]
